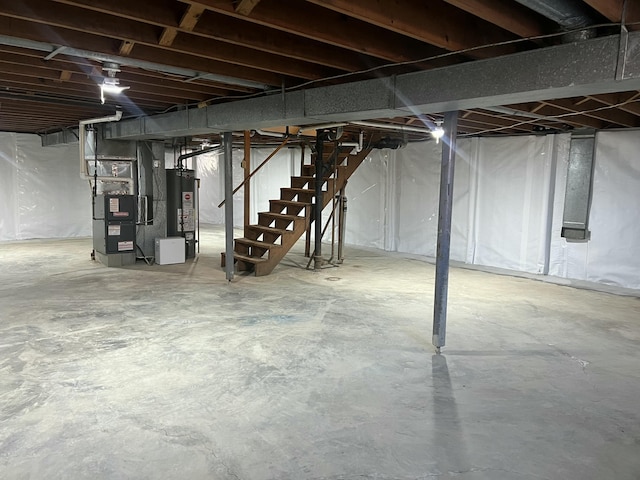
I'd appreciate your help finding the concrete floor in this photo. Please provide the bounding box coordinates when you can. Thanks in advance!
[1,226,639,480]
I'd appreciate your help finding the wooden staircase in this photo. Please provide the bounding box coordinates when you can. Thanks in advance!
[222,143,372,276]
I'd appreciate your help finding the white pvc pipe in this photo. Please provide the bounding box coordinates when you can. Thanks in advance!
[350,120,433,135]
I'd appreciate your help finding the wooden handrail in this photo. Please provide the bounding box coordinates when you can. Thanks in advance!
[218,136,289,208]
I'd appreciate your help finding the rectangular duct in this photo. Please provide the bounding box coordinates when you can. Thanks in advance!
[561,133,595,240]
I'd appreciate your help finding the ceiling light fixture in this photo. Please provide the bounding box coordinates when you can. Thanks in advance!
[99,62,130,104]
[431,121,445,143]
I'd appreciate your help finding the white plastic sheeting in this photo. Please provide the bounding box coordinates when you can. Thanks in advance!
[346,136,556,273]
[0,133,91,241]
[249,147,300,224]
[197,149,246,227]
[190,132,640,290]
[470,135,556,273]
[550,131,640,289]
[344,151,390,250]
[587,131,640,288]
[197,146,300,227]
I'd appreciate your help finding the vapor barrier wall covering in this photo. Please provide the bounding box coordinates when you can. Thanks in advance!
[3,132,638,290]
[0,133,91,241]
[197,134,639,290]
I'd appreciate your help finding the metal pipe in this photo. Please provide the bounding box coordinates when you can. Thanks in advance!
[483,106,554,121]
[329,140,338,263]
[0,35,269,90]
[255,129,287,138]
[350,120,433,135]
[314,130,326,270]
[79,110,123,178]
[305,198,341,270]
[176,144,223,168]
[196,178,201,254]
[243,130,251,233]
[223,132,234,282]
[337,188,347,263]
[432,111,459,353]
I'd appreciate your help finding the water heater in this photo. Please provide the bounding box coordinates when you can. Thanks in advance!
[166,169,197,258]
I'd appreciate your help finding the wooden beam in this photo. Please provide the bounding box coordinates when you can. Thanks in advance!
[159,4,204,47]
[184,0,451,63]
[180,4,205,29]
[582,0,640,30]
[0,15,284,87]
[0,0,335,81]
[53,0,391,72]
[119,40,135,55]
[235,0,261,16]
[543,98,640,128]
[441,0,553,38]
[588,92,640,116]
[302,0,519,59]
[0,64,212,106]
[0,44,255,93]
[158,28,178,46]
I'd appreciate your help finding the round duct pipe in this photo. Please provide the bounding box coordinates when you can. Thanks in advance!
[513,0,596,30]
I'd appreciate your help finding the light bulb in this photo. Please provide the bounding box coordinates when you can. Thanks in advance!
[431,126,445,143]
[99,78,130,104]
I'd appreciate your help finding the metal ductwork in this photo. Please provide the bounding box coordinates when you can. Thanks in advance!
[514,0,596,30]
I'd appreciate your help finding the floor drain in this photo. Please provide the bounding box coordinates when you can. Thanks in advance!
[326,276,341,281]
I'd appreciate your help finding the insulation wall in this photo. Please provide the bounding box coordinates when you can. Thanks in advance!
[0,133,91,241]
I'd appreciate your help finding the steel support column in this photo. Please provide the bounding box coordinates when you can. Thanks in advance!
[243,130,251,234]
[432,111,459,353]
[223,132,234,282]
[314,130,326,270]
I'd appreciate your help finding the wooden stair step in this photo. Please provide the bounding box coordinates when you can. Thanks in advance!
[259,212,304,222]
[295,175,337,181]
[270,199,310,207]
[235,238,282,249]
[245,224,289,236]
[231,253,267,264]
[281,187,327,195]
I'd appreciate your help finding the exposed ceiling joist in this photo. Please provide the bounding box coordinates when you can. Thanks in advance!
[1,0,639,137]
[0,16,284,87]
[118,40,135,56]
[53,0,388,72]
[234,0,261,16]
[582,0,640,26]
[182,0,449,64]
[543,97,640,127]
[159,3,205,46]
[303,0,521,59]
[0,0,335,81]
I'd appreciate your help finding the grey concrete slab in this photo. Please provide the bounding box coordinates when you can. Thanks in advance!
[1,227,639,480]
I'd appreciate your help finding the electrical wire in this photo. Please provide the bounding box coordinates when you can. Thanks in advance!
[459,97,640,137]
